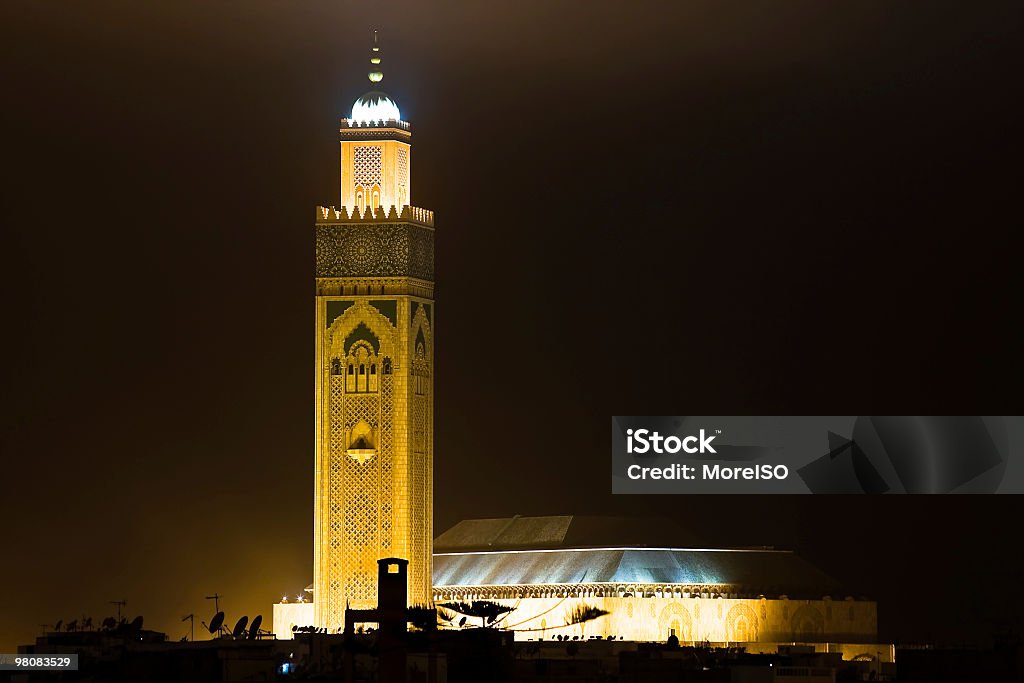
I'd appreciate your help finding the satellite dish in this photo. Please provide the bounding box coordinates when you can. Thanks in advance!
[231,616,249,639]
[247,615,263,640]
[208,611,225,634]
[101,617,117,630]
[54,620,63,632]
[291,624,298,632]
[130,616,144,631]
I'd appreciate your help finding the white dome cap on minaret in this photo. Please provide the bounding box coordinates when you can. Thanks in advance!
[351,91,401,124]
[350,30,402,124]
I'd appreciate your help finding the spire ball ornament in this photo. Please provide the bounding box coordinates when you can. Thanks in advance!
[368,29,383,83]
[350,30,401,124]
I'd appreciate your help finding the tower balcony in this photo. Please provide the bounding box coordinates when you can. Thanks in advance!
[340,118,410,130]
[339,118,411,142]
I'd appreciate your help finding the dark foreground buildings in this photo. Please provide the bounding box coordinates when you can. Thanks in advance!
[9,558,1021,682]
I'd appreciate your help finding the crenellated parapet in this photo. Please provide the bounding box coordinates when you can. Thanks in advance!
[338,120,412,143]
[317,205,433,228]
[340,118,410,130]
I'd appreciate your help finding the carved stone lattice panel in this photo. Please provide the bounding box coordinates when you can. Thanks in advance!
[326,377,347,625]
[410,392,430,599]
[340,392,381,608]
[380,372,394,550]
[316,223,434,280]
[353,146,382,188]
[397,147,409,201]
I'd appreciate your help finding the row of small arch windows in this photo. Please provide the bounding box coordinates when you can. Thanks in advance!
[340,285,386,295]
[354,186,408,213]
[331,358,392,376]
[354,187,380,213]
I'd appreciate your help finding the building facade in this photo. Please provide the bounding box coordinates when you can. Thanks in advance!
[431,515,879,646]
[279,514,881,649]
[312,37,434,632]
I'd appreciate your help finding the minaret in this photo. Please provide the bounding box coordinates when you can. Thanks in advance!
[339,31,411,214]
[313,32,434,632]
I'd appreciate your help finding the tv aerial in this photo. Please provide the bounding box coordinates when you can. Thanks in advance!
[182,614,194,641]
[205,593,222,613]
[109,600,126,622]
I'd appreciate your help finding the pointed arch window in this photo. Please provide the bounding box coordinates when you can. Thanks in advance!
[413,340,428,396]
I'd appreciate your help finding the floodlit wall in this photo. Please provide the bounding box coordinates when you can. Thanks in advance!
[273,595,877,647]
[273,602,314,640]
[313,209,435,633]
[478,595,877,643]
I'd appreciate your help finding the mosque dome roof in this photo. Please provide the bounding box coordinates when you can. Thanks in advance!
[351,90,401,124]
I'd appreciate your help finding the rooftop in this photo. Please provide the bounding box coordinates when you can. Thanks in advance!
[433,515,704,553]
[432,516,842,596]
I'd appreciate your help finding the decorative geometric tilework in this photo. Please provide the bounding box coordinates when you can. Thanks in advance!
[315,223,434,280]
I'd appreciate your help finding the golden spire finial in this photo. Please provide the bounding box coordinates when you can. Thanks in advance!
[368,29,383,84]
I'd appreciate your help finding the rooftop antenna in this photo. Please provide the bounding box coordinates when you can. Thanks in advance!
[205,593,222,614]
[181,613,194,642]
[109,600,126,622]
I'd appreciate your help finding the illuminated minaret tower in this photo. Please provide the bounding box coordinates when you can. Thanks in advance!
[313,31,434,631]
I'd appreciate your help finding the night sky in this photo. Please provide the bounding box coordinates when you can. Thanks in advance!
[2,1,1023,652]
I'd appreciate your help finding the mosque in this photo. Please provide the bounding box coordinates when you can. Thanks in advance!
[272,35,881,653]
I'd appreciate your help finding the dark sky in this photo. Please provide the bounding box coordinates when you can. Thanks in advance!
[2,1,1023,652]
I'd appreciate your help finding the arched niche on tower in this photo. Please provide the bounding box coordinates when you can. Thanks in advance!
[354,185,365,213]
[410,303,432,396]
[327,300,399,388]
